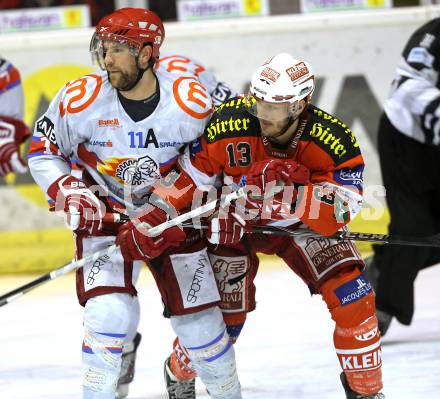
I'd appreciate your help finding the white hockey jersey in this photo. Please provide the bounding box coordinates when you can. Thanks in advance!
[28,69,213,211]
[384,18,440,146]
[0,57,24,120]
[156,54,238,107]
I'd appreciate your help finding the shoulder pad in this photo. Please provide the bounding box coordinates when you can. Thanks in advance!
[172,75,213,120]
[157,54,206,77]
[58,73,103,118]
[204,97,260,143]
[0,60,21,93]
[302,106,361,165]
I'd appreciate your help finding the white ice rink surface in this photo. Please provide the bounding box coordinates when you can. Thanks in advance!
[1,259,439,399]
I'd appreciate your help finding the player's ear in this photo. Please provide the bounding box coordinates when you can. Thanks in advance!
[298,99,307,113]
[138,45,153,69]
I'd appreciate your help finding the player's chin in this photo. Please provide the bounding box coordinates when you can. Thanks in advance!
[259,120,273,131]
[260,124,278,137]
[108,73,120,86]
[112,78,131,91]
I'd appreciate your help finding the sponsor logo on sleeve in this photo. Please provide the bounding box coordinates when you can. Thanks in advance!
[211,82,233,107]
[334,165,364,187]
[238,175,247,187]
[36,115,57,145]
[334,274,372,306]
[190,137,202,158]
[419,33,435,49]
[407,47,434,68]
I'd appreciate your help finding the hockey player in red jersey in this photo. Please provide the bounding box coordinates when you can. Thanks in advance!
[0,57,30,177]
[28,8,242,399]
[151,53,385,398]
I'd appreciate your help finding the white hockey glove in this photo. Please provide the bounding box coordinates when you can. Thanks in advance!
[48,175,105,234]
[0,116,29,176]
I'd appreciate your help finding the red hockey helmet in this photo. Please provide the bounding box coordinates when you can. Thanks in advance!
[90,8,165,69]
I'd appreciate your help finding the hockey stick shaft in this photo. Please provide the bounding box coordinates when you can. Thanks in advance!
[0,246,113,307]
[0,188,247,307]
[251,225,440,247]
[181,222,440,247]
[104,188,247,233]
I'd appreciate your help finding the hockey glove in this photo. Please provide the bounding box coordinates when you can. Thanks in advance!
[116,206,186,261]
[246,158,310,193]
[48,175,105,234]
[206,205,246,245]
[242,159,309,224]
[0,116,30,176]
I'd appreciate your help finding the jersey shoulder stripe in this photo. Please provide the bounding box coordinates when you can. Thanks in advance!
[0,60,21,95]
[301,105,361,165]
[204,96,260,143]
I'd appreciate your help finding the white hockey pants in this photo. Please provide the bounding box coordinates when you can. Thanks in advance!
[171,307,242,399]
[82,293,140,399]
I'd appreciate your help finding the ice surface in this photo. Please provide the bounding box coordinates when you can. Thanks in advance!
[1,259,439,398]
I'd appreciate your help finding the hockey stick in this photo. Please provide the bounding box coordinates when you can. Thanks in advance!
[181,222,440,248]
[0,246,117,307]
[0,187,247,307]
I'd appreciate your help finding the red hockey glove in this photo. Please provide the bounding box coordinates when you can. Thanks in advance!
[206,205,246,245]
[244,159,309,224]
[0,116,30,176]
[116,206,186,261]
[48,175,105,234]
[246,159,310,193]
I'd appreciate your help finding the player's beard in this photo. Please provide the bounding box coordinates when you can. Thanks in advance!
[107,69,138,91]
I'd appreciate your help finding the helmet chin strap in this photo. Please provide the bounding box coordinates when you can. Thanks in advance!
[269,116,294,140]
[120,58,151,91]
[117,51,156,92]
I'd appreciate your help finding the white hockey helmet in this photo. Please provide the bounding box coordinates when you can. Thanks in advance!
[247,53,315,122]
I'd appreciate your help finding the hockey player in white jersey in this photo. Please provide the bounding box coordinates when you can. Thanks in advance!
[28,8,242,399]
[121,54,238,397]
[0,57,29,176]
[364,17,440,335]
